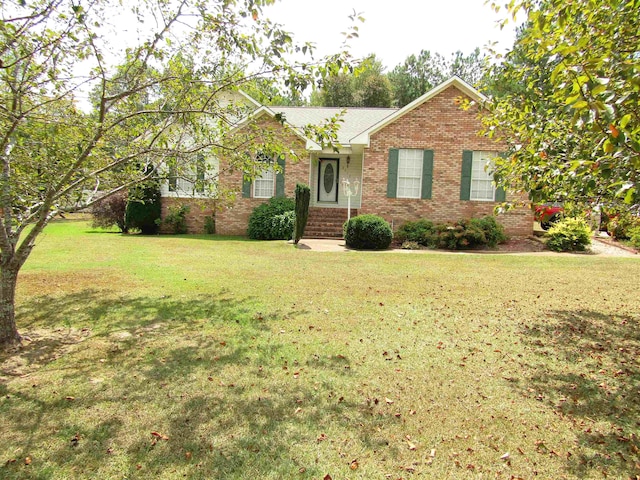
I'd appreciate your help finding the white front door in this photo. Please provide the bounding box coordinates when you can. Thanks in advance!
[318,159,339,202]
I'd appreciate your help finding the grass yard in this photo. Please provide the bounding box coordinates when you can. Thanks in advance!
[1,219,639,479]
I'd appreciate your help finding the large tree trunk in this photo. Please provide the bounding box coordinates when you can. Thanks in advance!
[0,265,21,347]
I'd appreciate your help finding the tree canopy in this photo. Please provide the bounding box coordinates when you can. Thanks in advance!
[0,0,355,346]
[388,48,486,107]
[484,0,640,209]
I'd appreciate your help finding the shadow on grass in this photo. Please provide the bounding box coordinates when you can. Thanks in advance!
[1,290,382,479]
[518,308,640,478]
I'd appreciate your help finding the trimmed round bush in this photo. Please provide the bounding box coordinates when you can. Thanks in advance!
[247,197,295,240]
[546,217,592,252]
[343,214,393,250]
[468,216,508,247]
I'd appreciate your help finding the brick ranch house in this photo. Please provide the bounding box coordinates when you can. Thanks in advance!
[161,77,532,237]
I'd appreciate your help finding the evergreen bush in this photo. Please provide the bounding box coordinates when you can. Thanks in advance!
[125,180,161,234]
[546,217,592,252]
[247,197,295,240]
[343,214,393,250]
[163,205,190,234]
[395,219,437,246]
[294,183,311,244]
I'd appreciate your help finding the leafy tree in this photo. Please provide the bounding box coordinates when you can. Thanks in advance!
[484,0,640,210]
[313,54,392,108]
[0,0,357,347]
[388,48,486,107]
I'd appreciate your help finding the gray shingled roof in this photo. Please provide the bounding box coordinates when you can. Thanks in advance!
[268,106,398,144]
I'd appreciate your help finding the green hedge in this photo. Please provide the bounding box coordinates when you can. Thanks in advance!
[344,214,393,250]
[247,197,295,240]
[396,216,507,250]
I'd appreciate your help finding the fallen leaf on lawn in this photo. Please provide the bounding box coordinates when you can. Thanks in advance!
[430,449,436,457]
[317,433,328,442]
[349,460,359,470]
[24,457,32,465]
[385,397,394,404]
[323,475,332,480]
[219,341,226,346]
[500,452,510,460]
[65,396,75,401]
[150,431,169,440]
[409,409,416,415]
[136,464,142,470]
[294,407,302,414]
[185,452,192,460]
[407,441,417,451]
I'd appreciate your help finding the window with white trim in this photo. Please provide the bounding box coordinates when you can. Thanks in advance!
[470,151,497,201]
[167,154,216,197]
[253,152,275,198]
[397,149,423,199]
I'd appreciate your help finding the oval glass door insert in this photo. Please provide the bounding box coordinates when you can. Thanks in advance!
[323,163,335,194]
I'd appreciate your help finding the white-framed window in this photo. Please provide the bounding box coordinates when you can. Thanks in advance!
[470,151,497,201]
[253,168,274,198]
[252,152,275,198]
[397,149,423,199]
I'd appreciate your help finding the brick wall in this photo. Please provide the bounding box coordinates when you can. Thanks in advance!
[178,115,311,236]
[360,85,532,236]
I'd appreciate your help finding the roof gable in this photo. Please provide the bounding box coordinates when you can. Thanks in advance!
[349,76,486,145]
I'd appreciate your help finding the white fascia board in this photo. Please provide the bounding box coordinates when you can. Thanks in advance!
[349,76,488,145]
[238,90,262,109]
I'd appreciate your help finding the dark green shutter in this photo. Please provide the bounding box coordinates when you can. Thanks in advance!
[275,156,285,198]
[387,149,399,198]
[242,176,251,198]
[196,154,205,193]
[460,150,473,201]
[421,150,434,199]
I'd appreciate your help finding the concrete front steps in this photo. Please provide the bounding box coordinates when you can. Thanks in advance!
[304,207,357,238]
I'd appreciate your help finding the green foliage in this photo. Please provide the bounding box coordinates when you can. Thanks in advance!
[546,217,592,252]
[606,211,640,240]
[628,226,640,249]
[247,197,295,240]
[270,211,295,240]
[204,215,216,235]
[468,216,508,247]
[395,219,437,246]
[294,183,311,244]
[125,183,161,235]
[396,216,506,249]
[388,48,486,107]
[314,54,392,107]
[91,191,128,233]
[485,0,640,209]
[343,214,393,250]
[163,205,190,234]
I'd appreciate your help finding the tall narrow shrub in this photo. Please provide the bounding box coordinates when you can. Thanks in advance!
[294,183,311,244]
[125,180,162,234]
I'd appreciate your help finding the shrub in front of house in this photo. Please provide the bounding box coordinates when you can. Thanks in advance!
[395,219,437,247]
[396,216,507,250]
[546,217,592,252]
[628,226,640,249]
[91,191,128,233]
[163,204,190,234]
[344,214,393,250]
[125,181,161,234]
[435,219,486,250]
[247,197,295,240]
[468,216,508,247]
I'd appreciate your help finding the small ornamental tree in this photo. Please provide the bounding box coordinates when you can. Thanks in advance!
[91,191,128,233]
[294,183,311,244]
[0,0,361,347]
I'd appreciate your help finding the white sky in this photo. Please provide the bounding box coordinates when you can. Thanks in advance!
[266,0,518,70]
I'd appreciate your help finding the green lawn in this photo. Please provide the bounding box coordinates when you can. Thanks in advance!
[1,219,639,479]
